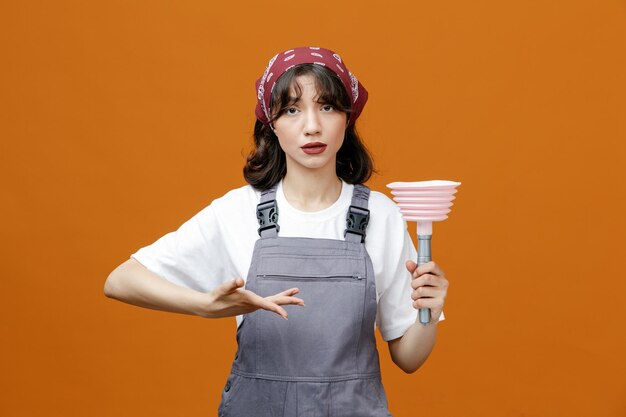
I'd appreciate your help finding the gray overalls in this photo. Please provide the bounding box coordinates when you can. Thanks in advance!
[217,183,392,417]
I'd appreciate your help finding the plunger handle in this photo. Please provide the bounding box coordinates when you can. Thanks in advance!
[417,234,432,325]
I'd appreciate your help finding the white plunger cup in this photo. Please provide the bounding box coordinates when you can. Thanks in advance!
[386,180,461,325]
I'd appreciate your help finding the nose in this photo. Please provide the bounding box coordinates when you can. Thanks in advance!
[303,109,321,136]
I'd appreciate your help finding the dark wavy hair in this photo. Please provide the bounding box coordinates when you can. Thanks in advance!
[243,63,377,191]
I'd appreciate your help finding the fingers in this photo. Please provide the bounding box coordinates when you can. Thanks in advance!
[219,277,244,295]
[411,273,449,289]
[406,260,439,276]
[249,292,289,319]
[407,261,446,280]
[211,279,303,320]
[244,286,305,320]
[268,294,305,307]
[405,261,448,315]
[411,285,446,300]
[258,288,307,319]
[412,296,445,311]
[413,260,444,277]
[275,287,300,297]
[267,287,305,310]
[410,272,448,313]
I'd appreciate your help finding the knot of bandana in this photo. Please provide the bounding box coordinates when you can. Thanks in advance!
[254,46,368,128]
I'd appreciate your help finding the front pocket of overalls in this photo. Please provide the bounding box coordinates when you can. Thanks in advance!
[217,373,242,416]
[255,273,366,378]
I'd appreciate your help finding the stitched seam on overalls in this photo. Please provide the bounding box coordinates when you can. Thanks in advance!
[355,254,367,374]
[281,381,288,417]
[231,369,381,382]
[260,242,361,251]
[325,383,331,417]
[249,249,259,376]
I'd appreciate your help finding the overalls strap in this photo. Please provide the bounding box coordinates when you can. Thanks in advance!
[257,186,279,238]
[256,183,371,242]
[344,184,371,243]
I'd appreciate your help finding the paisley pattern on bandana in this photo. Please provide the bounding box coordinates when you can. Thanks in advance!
[348,70,359,103]
[254,46,368,127]
[257,53,279,122]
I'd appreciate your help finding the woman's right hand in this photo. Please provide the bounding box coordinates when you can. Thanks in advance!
[203,277,304,320]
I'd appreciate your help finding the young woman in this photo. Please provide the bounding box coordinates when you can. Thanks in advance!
[104,46,449,417]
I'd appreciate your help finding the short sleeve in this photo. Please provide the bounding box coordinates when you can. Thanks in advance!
[130,204,232,293]
[376,210,445,342]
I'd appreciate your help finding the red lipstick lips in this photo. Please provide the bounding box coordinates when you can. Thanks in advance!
[302,142,326,148]
[301,142,327,155]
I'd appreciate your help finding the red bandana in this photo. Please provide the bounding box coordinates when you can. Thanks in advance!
[254,46,368,127]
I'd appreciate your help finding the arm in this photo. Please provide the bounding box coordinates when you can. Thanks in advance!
[387,260,448,374]
[103,258,304,319]
[388,319,438,374]
[104,258,211,317]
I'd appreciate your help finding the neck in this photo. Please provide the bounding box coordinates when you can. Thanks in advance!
[281,164,343,212]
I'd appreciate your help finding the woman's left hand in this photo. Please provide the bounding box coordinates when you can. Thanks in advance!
[405,260,448,322]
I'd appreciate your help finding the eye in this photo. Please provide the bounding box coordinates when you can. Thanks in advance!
[322,104,334,112]
[286,107,298,115]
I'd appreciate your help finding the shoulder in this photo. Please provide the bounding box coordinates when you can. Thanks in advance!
[205,184,262,236]
[367,188,403,223]
[362,187,408,244]
[210,184,261,213]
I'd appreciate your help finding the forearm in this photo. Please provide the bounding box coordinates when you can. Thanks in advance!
[104,258,209,317]
[391,318,438,374]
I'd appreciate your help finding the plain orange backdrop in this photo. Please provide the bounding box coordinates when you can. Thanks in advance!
[1,1,624,416]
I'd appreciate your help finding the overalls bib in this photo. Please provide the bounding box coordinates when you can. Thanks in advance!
[217,183,392,417]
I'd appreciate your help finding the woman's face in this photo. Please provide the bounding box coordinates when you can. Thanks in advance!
[272,74,347,175]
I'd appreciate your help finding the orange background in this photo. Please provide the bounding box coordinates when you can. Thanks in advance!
[1,1,624,416]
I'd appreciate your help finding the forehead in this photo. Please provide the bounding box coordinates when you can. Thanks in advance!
[289,74,317,90]
[287,74,322,99]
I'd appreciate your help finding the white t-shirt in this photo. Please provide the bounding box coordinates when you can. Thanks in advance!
[130,178,444,342]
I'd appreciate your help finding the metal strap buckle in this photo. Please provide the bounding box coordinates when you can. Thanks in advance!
[344,205,370,243]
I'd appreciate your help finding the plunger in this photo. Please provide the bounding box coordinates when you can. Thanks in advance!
[386,180,461,325]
